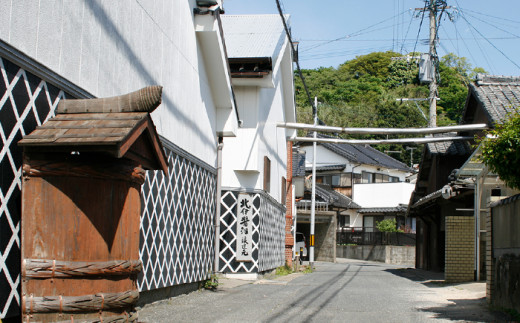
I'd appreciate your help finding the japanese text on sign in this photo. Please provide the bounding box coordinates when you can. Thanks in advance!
[236,193,253,262]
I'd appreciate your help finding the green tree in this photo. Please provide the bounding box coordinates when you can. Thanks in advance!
[339,51,400,81]
[376,219,403,233]
[479,112,520,190]
[293,51,483,163]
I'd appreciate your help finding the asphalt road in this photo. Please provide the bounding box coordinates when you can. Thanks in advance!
[138,259,512,322]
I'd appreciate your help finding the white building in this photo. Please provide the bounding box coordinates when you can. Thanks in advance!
[0,0,244,319]
[300,136,415,232]
[218,14,296,276]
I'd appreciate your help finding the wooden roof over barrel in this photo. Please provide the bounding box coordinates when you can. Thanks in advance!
[19,86,168,174]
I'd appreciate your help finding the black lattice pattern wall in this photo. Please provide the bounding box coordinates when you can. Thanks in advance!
[0,57,69,319]
[139,141,217,291]
[219,190,285,273]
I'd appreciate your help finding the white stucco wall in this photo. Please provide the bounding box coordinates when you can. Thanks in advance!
[221,41,293,202]
[340,209,363,228]
[353,182,415,208]
[1,0,220,165]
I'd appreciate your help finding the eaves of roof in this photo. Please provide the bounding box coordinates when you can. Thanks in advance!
[357,206,407,214]
[313,134,411,172]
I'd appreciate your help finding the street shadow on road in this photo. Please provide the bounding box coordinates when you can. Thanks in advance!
[385,268,515,322]
[384,267,445,285]
[418,298,514,322]
[262,264,362,322]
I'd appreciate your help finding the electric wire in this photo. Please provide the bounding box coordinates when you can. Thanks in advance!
[457,5,519,71]
[462,11,520,39]
[439,25,463,69]
[300,9,410,53]
[460,7,520,25]
[275,0,316,114]
[400,10,415,54]
[411,1,428,57]
[450,17,481,72]
[299,36,517,42]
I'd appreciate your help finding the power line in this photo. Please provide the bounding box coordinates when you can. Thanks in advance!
[275,0,315,115]
[412,1,428,56]
[457,6,520,70]
[460,7,520,25]
[300,9,410,53]
[400,10,415,53]
[462,11,520,39]
[298,36,518,42]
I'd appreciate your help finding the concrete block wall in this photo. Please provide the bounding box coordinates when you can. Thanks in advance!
[445,216,474,283]
[315,216,336,262]
[337,245,415,266]
[385,246,416,267]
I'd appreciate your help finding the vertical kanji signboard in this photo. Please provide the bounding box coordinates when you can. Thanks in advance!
[236,193,253,262]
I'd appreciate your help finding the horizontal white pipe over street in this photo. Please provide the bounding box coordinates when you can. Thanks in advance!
[277,122,488,135]
[291,136,474,145]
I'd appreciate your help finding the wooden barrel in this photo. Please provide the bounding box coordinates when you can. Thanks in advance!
[21,154,144,322]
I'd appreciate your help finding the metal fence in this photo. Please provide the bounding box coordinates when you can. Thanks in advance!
[337,231,416,246]
[296,200,329,212]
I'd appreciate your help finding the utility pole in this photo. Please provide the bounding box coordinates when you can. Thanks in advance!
[406,146,417,168]
[309,97,317,267]
[415,1,450,128]
[428,0,439,128]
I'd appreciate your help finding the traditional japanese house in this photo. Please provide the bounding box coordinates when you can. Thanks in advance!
[299,134,415,234]
[0,1,241,319]
[218,14,296,278]
[409,74,520,282]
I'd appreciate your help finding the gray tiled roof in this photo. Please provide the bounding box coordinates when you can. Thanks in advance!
[426,133,472,155]
[313,184,361,209]
[467,74,520,125]
[305,164,346,172]
[357,206,407,214]
[221,15,287,61]
[410,189,443,209]
[315,134,411,172]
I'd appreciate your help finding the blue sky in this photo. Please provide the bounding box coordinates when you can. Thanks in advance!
[223,0,520,76]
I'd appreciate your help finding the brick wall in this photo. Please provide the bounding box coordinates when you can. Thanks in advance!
[285,141,294,267]
[445,216,475,283]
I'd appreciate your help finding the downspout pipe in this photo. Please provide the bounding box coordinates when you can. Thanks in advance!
[214,136,224,274]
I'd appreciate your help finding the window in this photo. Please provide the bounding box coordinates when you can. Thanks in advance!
[353,173,362,184]
[316,175,329,184]
[338,214,350,228]
[263,156,271,192]
[317,173,352,187]
[374,173,383,183]
[362,171,373,183]
[390,176,400,183]
[382,174,390,183]
[331,175,340,186]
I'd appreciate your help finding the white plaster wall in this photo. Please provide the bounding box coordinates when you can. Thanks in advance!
[340,209,363,228]
[1,0,219,165]
[221,42,293,203]
[353,182,415,208]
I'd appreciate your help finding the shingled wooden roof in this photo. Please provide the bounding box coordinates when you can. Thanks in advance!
[19,86,168,173]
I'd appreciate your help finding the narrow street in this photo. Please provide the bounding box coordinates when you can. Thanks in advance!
[138,259,510,322]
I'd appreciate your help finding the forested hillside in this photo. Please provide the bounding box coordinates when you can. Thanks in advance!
[294,51,486,165]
